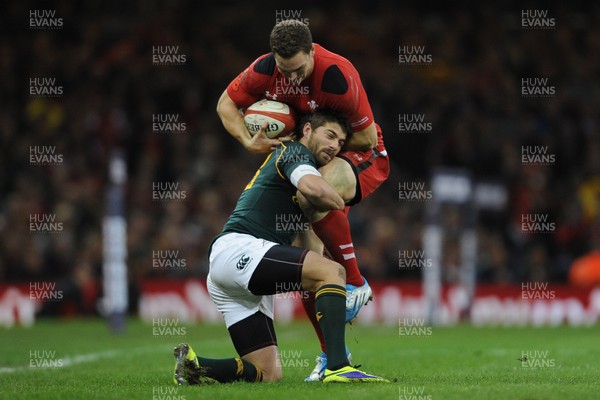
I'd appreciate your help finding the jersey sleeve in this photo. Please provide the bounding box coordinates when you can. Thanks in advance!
[274,142,319,188]
[321,62,374,133]
[226,53,274,108]
[347,71,374,132]
[289,165,321,188]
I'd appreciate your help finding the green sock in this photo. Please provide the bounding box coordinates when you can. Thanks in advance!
[196,357,263,383]
[314,284,349,371]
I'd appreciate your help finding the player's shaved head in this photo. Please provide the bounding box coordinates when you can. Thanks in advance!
[270,20,312,58]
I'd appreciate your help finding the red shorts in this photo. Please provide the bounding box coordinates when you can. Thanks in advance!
[338,146,389,207]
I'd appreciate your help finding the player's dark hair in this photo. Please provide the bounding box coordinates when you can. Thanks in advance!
[270,20,312,58]
[297,110,353,143]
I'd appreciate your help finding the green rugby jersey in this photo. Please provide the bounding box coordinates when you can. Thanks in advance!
[220,141,316,245]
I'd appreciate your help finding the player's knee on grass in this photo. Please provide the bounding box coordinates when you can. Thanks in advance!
[242,347,282,382]
[254,362,282,382]
[265,365,283,382]
[302,251,345,291]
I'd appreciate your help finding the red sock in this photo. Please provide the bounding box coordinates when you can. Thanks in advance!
[312,210,364,286]
[301,292,326,353]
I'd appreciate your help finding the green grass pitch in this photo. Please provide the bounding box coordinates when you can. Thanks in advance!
[1,318,598,399]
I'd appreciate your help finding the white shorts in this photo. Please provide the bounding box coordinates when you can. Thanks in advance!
[207,232,278,328]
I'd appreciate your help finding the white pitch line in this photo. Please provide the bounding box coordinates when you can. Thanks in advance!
[0,338,229,374]
[0,345,171,374]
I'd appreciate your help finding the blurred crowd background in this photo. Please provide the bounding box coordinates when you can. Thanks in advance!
[1,2,600,312]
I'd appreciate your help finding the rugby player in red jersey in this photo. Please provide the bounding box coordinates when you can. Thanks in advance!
[216,19,389,381]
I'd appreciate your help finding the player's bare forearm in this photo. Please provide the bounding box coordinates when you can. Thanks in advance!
[216,91,251,146]
[297,175,345,211]
[343,123,377,151]
[216,91,279,153]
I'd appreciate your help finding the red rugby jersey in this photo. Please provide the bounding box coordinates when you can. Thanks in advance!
[226,44,375,134]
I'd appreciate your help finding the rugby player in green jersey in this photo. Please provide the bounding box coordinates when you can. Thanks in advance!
[173,110,388,384]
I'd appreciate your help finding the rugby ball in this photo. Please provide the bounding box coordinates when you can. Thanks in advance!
[244,100,296,138]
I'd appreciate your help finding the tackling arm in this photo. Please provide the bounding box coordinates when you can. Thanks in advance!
[297,174,345,212]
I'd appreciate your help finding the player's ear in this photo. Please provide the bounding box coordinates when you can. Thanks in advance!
[302,122,312,139]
